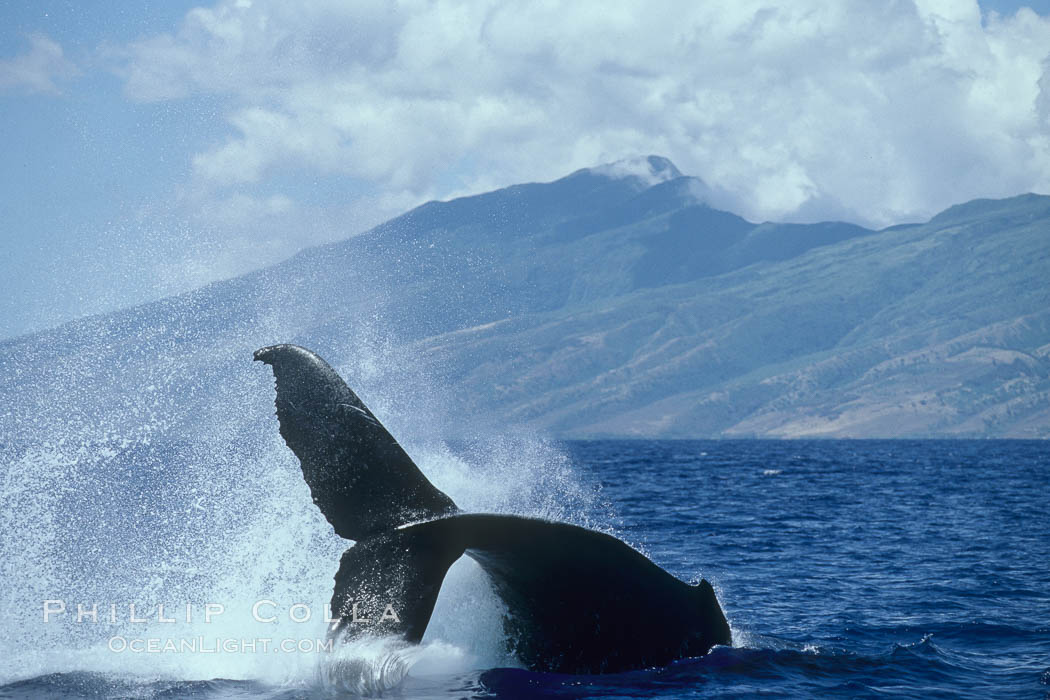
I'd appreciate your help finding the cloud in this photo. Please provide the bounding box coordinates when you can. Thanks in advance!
[113,0,1050,227]
[0,34,79,95]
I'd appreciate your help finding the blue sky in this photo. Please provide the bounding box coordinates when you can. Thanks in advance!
[2,0,1050,340]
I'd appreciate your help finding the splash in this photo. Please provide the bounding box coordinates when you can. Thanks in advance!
[0,354,608,692]
[0,238,611,690]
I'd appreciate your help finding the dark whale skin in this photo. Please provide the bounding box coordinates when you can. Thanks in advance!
[255,344,731,674]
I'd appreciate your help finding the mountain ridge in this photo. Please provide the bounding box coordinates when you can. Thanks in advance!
[2,156,1048,445]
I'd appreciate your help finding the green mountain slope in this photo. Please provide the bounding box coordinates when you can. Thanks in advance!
[2,158,1048,441]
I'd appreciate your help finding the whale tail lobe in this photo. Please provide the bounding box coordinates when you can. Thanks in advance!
[253,344,458,541]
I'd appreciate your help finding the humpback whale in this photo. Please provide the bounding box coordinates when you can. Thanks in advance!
[254,344,730,674]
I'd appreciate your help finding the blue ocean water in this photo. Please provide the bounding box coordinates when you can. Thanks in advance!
[1,439,1048,698]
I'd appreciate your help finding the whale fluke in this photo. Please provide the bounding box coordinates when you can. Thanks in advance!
[326,513,731,672]
[253,344,458,540]
[255,344,732,674]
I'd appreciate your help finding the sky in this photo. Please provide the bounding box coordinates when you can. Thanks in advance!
[2,0,1050,340]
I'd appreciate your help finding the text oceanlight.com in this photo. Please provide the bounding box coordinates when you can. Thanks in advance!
[107,637,334,654]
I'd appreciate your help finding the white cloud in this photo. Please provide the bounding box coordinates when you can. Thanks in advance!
[115,0,1050,227]
[0,34,79,95]
[592,156,681,187]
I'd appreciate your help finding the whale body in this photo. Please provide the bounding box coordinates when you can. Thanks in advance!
[254,344,730,674]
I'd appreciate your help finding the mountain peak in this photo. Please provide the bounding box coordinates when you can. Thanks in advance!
[588,155,683,187]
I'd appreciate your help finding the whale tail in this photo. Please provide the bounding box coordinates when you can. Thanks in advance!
[254,344,463,644]
[255,344,731,673]
[326,513,731,671]
[253,344,458,541]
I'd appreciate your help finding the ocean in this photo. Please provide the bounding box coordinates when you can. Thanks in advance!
[1,439,1047,698]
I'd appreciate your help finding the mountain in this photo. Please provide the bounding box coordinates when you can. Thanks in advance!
[2,156,1049,453]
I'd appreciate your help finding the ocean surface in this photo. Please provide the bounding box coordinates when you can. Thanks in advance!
[2,439,1048,698]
